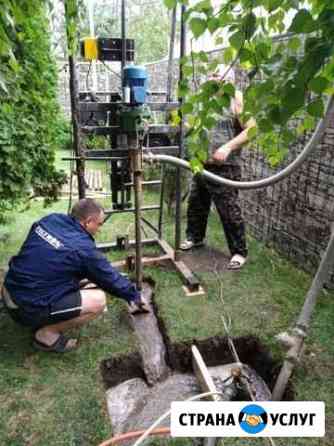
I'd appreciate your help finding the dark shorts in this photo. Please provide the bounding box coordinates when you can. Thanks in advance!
[1,287,82,330]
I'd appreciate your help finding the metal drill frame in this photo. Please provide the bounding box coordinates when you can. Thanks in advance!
[66,1,200,293]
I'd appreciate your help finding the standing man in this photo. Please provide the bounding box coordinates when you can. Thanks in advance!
[181,68,255,270]
[2,198,147,353]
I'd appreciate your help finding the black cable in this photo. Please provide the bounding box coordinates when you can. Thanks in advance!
[100,61,122,80]
[85,61,92,91]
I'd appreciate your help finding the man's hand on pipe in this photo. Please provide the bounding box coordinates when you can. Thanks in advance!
[128,295,150,315]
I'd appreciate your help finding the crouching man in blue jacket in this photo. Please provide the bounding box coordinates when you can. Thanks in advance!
[1,198,146,353]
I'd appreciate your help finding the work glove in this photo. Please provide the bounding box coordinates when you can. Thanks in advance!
[128,295,150,315]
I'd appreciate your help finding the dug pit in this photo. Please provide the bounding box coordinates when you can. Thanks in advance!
[101,280,293,437]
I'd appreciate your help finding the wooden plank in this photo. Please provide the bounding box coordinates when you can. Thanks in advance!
[79,101,179,112]
[83,146,179,157]
[112,254,171,270]
[104,205,160,214]
[79,102,117,112]
[81,126,119,135]
[97,238,158,252]
[81,124,180,135]
[158,240,200,292]
[192,345,220,401]
[147,102,179,111]
[148,124,180,135]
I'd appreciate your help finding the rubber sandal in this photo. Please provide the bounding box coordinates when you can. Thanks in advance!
[33,334,78,353]
[227,254,247,270]
[180,239,204,251]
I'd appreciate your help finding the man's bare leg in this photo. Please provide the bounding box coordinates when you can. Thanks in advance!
[34,288,106,347]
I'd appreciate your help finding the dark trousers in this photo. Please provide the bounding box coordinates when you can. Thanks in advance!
[186,164,248,257]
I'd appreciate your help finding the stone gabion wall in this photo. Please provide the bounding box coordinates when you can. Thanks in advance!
[58,56,334,286]
[239,117,334,287]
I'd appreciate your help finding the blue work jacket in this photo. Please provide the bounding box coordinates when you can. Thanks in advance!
[4,213,140,308]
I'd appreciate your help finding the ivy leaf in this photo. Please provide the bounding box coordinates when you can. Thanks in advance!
[190,157,203,173]
[307,98,324,117]
[189,18,207,38]
[215,36,224,46]
[222,82,235,97]
[289,9,316,33]
[197,148,208,163]
[229,31,244,50]
[247,126,257,139]
[287,36,301,52]
[243,12,256,40]
[207,17,220,33]
[217,94,230,108]
[182,65,194,76]
[268,106,288,125]
[258,118,274,132]
[264,0,281,12]
[187,115,198,128]
[303,115,316,131]
[223,47,235,64]
[256,79,275,96]
[209,98,222,113]
[308,77,330,94]
[178,79,189,96]
[201,80,220,96]
[255,41,271,61]
[282,85,305,113]
[193,0,212,13]
[163,0,177,8]
[239,47,254,64]
[202,116,216,129]
[198,51,209,63]
[181,102,194,114]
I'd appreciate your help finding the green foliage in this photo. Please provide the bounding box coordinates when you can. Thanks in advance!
[0,2,67,213]
[64,0,83,56]
[84,134,108,150]
[165,0,334,167]
[54,116,72,152]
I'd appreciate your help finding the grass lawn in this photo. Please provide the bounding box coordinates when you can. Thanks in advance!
[0,150,333,445]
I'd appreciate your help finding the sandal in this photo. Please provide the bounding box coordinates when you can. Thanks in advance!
[180,239,204,251]
[228,254,247,270]
[33,334,78,353]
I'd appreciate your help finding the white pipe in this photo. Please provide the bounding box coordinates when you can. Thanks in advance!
[132,391,223,446]
[144,96,334,190]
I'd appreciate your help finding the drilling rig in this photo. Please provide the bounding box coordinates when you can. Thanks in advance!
[66,1,201,294]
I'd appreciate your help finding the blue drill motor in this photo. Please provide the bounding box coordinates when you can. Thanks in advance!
[123,65,148,105]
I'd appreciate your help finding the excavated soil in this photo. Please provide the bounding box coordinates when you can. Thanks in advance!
[101,351,146,388]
